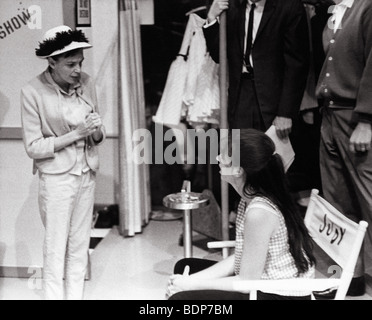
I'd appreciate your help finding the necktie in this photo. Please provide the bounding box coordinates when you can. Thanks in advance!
[245,3,256,71]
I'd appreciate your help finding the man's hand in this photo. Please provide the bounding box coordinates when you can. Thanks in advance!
[349,122,372,153]
[207,0,229,23]
[273,116,293,140]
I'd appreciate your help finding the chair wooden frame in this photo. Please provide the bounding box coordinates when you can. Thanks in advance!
[208,189,368,300]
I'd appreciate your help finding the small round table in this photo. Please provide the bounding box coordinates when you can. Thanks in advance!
[163,191,210,258]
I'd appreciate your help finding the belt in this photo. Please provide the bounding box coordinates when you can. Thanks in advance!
[323,98,356,108]
[241,72,254,80]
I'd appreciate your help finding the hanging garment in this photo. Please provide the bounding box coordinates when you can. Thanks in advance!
[187,52,220,127]
[153,13,220,127]
[183,14,220,127]
[152,14,195,126]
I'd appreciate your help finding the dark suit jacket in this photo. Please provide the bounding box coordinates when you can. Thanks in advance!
[203,0,310,128]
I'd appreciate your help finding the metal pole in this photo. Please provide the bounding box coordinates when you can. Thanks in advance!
[219,11,230,259]
[183,209,193,258]
[182,181,193,258]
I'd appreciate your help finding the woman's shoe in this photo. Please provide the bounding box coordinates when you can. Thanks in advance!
[313,276,366,299]
[313,287,337,300]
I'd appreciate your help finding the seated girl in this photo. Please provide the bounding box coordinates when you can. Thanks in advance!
[166,129,316,300]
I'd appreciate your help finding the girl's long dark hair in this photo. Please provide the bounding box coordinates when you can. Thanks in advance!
[236,129,316,275]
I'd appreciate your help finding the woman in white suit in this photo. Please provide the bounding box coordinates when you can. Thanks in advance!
[21,25,105,300]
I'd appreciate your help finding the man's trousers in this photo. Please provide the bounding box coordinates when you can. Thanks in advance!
[320,107,372,269]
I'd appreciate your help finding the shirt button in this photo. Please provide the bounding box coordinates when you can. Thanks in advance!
[329,57,333,61]
[330,101,334,105]
[324,89,328,93]
[330,39,335,44]
[326,73,330,77]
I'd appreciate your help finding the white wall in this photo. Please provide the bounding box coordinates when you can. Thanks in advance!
[138,0,154,25]
[83,0,120,137]
[0,140,44,269]
[81,0,121,206]
[0,0,64,128]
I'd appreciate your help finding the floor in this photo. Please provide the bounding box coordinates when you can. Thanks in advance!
[0,215,371,300]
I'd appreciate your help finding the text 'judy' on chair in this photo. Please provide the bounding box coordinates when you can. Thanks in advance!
[208,189,369,300]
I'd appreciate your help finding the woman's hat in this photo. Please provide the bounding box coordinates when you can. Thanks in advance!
[35,25,92,59]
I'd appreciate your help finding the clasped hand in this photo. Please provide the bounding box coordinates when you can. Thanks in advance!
[165,266,190,299]
[76,112,102,138]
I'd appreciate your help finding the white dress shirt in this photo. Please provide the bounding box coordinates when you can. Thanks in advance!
[59,85,92,176]
[330,0,354,33]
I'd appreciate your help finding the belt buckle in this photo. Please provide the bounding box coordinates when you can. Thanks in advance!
[242,70,254,80]
[246,65,254,74]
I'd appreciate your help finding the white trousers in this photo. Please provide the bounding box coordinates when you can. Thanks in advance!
[38,170,96,300]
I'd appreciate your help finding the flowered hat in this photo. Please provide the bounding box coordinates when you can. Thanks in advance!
[35,25,92,59]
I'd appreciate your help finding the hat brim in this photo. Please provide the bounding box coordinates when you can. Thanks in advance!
[37,41,92,59]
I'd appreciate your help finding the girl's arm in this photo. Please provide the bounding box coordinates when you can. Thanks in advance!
[167,254,235,296]
[239,207,279,280]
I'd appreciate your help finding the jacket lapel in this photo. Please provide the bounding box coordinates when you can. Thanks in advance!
[255,0,276,41]
[77,87,95,112]
[239,0,247,55]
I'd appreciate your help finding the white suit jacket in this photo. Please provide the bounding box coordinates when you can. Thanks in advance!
[21,68,106,174]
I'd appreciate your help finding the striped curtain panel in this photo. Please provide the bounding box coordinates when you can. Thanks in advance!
[118,0,151,237]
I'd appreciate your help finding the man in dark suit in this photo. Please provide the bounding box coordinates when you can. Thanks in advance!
[203,0,309,139]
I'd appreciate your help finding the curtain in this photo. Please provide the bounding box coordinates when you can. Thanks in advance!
[118,0,151,237]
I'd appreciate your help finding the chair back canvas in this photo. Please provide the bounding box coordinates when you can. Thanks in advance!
[304,189,368,299]
[304,190,365,268]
